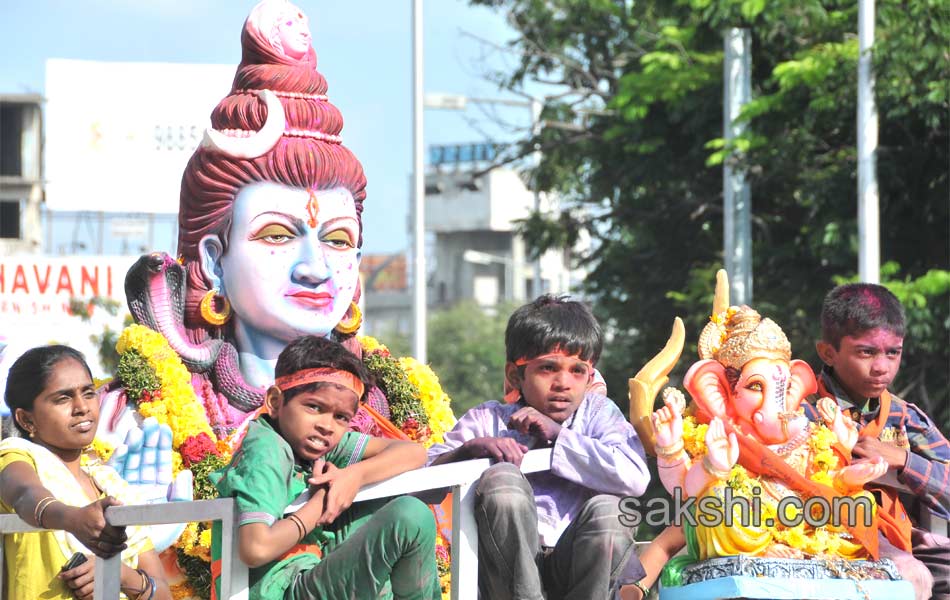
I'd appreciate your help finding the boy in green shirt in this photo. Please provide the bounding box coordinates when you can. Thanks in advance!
[210,335,440,599]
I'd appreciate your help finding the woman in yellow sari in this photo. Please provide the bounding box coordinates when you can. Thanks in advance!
[0,345,170,600]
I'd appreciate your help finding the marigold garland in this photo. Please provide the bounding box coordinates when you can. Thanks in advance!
[397,356,455,446]
[111,323,225,588]
[358,336,455,447]
[116,325,216,451]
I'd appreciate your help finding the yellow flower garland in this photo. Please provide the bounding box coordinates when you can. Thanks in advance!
[357,335,456,447]
[398,356,455,446]
[680,404,855,556]
[114,324,221,562]
[359,335,390,355]
[116,325,216,452]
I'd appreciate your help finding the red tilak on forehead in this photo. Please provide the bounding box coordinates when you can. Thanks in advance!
[306,188,319,228]
[514,349,593,369]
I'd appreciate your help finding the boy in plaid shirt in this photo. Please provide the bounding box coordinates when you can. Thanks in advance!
[805,283,949,599]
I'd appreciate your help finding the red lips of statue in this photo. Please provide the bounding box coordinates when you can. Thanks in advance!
[286,290,334,310]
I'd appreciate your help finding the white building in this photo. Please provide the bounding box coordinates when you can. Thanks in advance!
[0,95,43,256]
[425,162,583,308]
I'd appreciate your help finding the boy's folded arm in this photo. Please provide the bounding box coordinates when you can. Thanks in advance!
[899,448,950,513]
[426,403,495,466]
[238,486,328,568]
[549,402,651,497]
[354,437,427,485]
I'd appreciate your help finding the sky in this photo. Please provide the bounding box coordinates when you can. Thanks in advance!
[0,0,535,255]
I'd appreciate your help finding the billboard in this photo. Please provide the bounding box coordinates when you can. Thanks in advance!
[45,59,236,214]
[0,256,138,414]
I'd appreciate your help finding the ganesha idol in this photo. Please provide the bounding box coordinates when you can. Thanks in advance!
[87,0,454,586]
[630,271,913,600]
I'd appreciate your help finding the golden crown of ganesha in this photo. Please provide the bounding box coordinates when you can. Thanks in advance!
[697,305,791,369]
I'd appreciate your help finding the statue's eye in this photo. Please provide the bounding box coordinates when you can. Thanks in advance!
[250,224,296,244]
[322,229,355,249]
[745,381,763,392]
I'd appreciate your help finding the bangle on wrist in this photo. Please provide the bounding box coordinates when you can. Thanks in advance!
[655,440,685,459]
[701,455,732,480]
[630,579,650,599]
[287,513,308,542]
[126,568,148,596]
[33,496,59,528]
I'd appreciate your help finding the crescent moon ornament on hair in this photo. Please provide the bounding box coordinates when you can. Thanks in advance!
[201,89,286,159]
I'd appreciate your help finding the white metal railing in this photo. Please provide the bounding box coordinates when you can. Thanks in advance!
[0,449,553,600]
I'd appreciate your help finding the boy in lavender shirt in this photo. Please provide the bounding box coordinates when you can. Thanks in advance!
[428,295,650,600]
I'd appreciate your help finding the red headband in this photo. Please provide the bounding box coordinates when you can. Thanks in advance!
[513,350,594,370]
[274,368,365,399]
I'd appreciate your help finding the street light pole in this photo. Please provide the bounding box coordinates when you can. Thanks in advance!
[411,0,427,363]
[857,0,880,283]
[530,98,543,299]
[723,28,753,305]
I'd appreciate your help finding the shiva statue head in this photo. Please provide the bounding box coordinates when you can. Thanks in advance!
[170,0,366,408]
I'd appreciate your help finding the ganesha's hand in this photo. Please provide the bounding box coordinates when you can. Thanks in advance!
[661,387,686,416]
[652,402,684,452]
[836,456,887,490]
[817,397,859,450]
[108,418,194,551]
[704,417,739,474]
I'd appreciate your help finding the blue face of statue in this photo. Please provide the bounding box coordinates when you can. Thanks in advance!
[204,182,361,357]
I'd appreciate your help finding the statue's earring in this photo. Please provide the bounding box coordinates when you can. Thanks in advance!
[200,288,232,326]
[334,302,362,335]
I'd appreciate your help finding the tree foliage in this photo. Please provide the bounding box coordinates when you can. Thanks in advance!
[427,301,514,416]
[471,0,949,426]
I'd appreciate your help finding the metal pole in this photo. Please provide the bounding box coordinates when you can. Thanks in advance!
[723,28,753,305]
[858,0,880,283]
[530,99,543,299]
[411,0,427,363]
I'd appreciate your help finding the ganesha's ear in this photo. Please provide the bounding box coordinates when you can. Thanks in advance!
[683,359,731,420]
[787,359,818,411]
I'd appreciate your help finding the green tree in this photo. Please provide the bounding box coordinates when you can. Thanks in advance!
[471,0,949,427]
[427,301,514,415]
[67,296,128,375]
